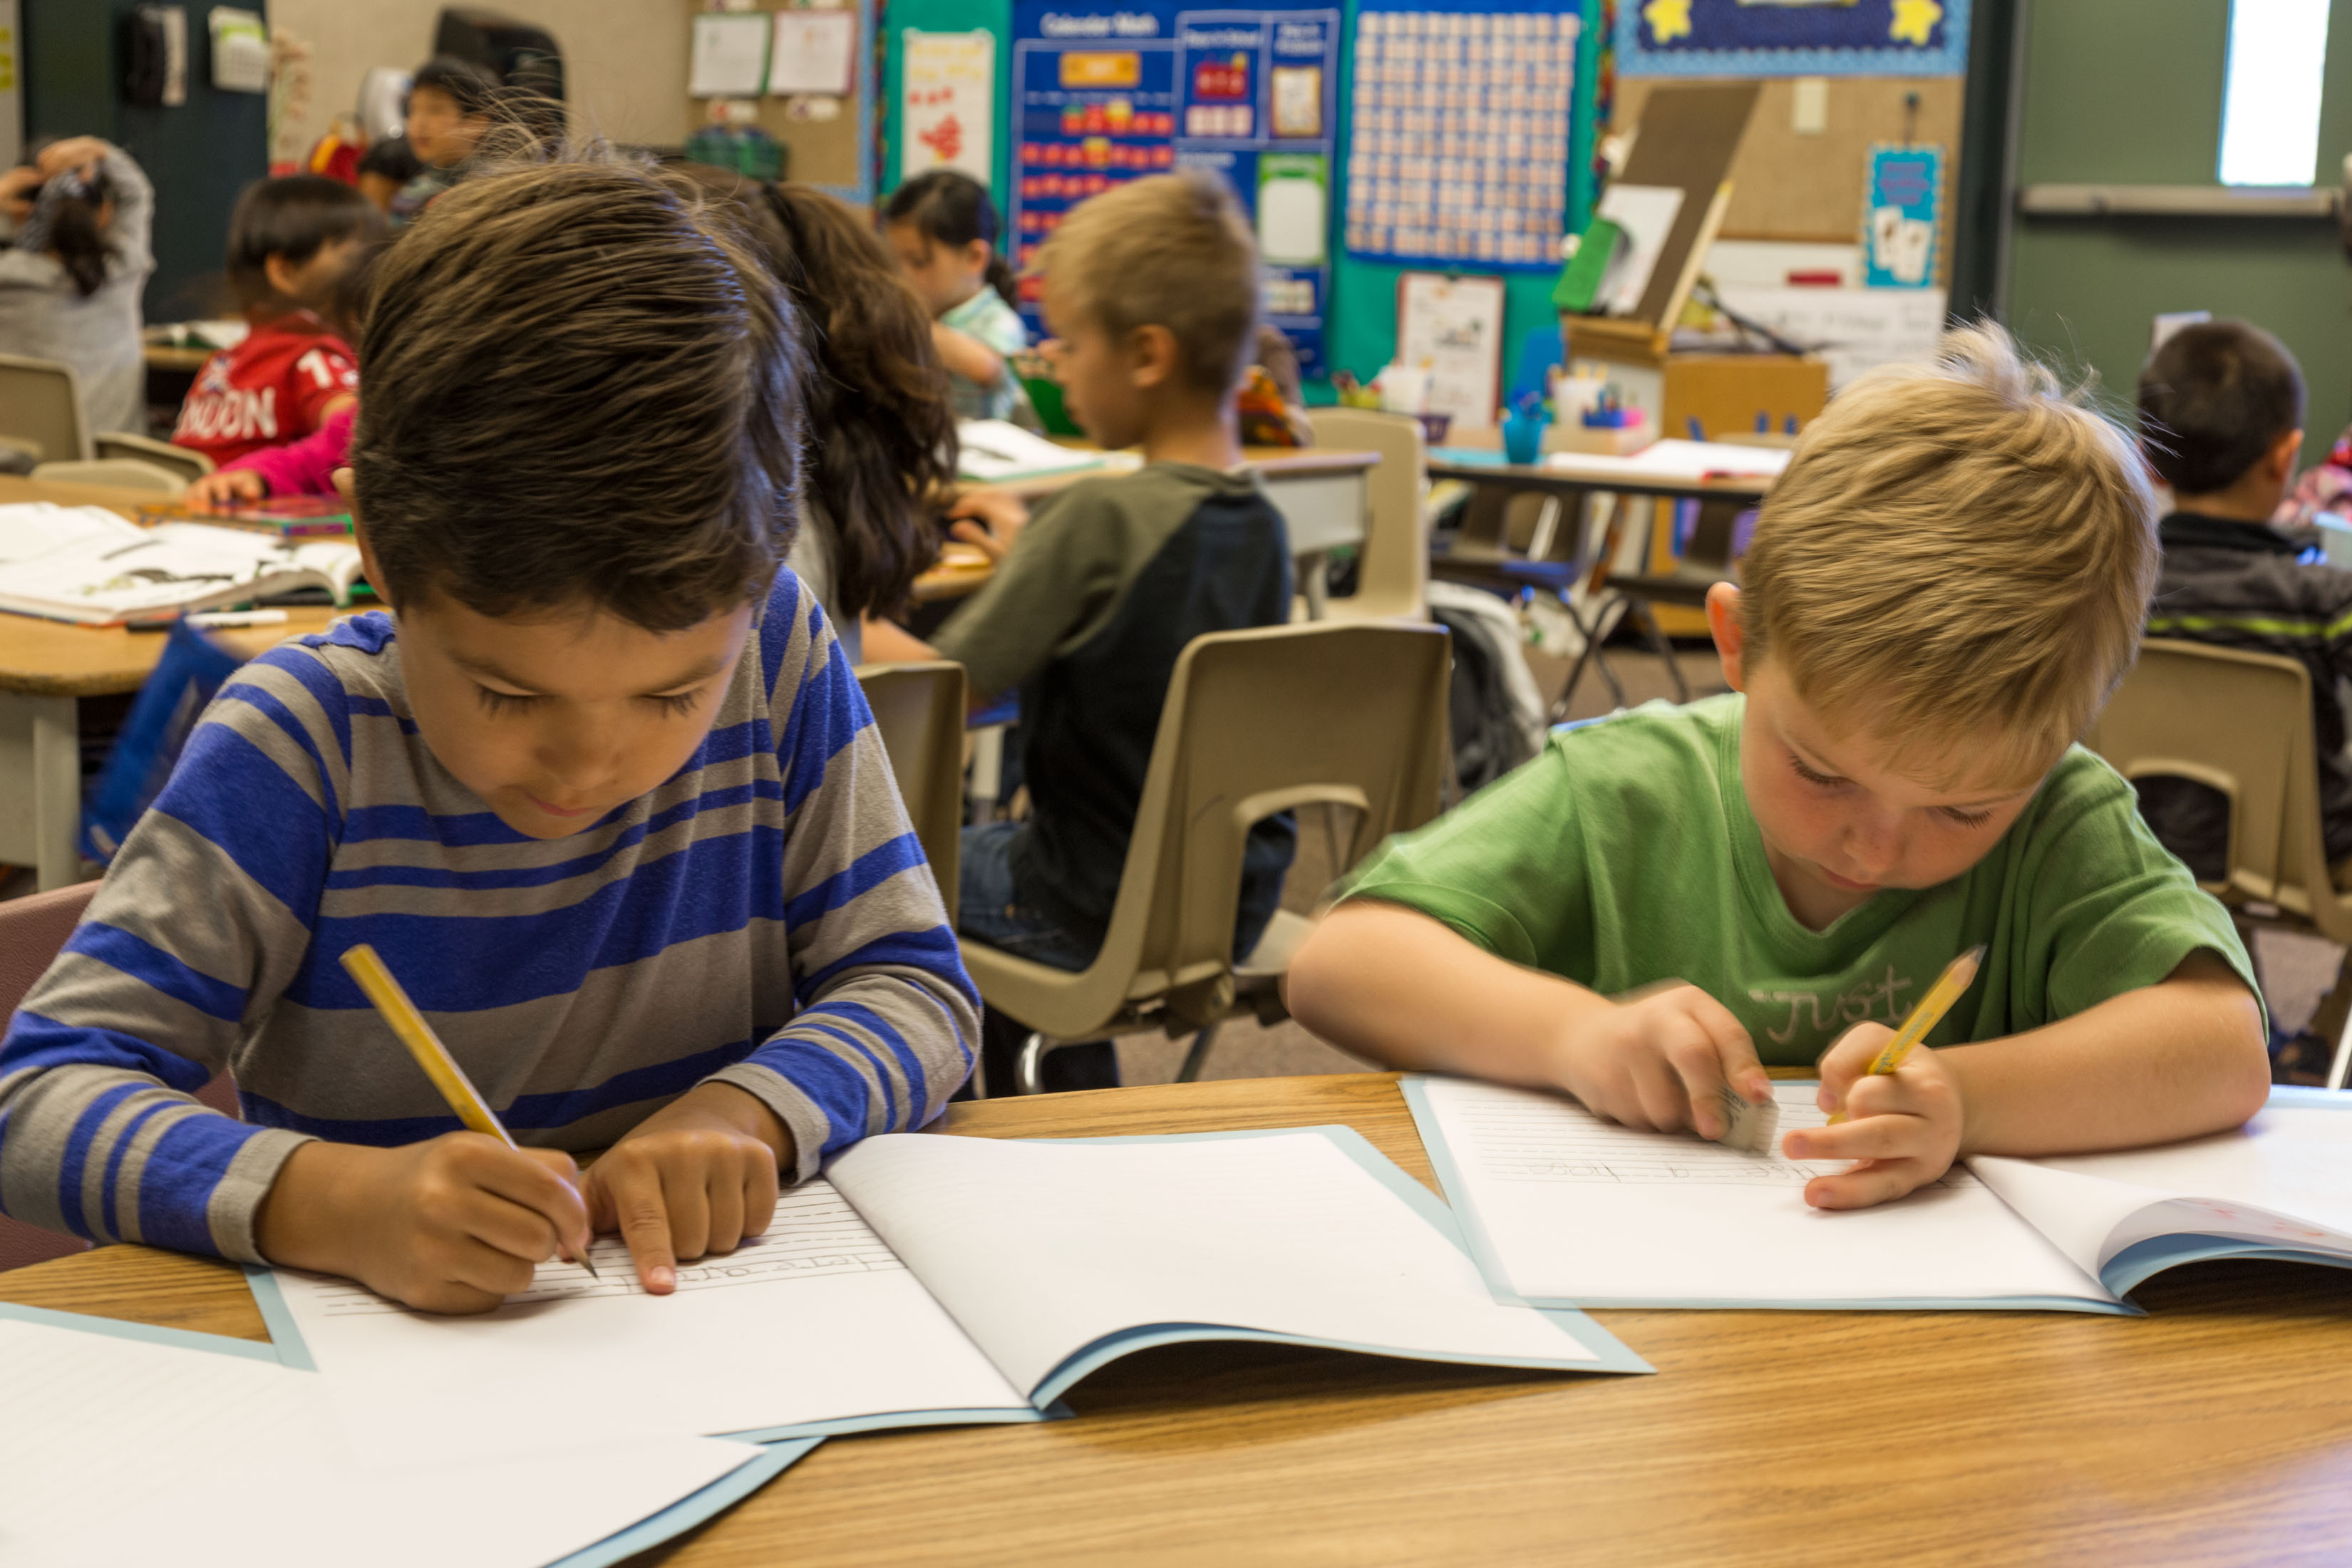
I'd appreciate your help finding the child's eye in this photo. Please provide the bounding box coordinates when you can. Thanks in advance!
[1940,805,1996,828]
[1790,755,1846,789]
[644,691,702,718]
[475,686,537,716]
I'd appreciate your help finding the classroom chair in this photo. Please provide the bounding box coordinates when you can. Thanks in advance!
[29,458,187,495]
[0,882,242,1272]
[1303,406,1430,623]
[93,432,213,482]
[2085,638,2352,1086]
[964,621,1448,1094]
[0,353,92,465]
[854,660,968,917]
[1554,497,1742,716]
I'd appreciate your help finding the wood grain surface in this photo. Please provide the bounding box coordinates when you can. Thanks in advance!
[9,1073,2351,1566]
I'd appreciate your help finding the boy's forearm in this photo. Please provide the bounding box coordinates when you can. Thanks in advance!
[1286,900,1609,1086]
[1943,952,2270,1157]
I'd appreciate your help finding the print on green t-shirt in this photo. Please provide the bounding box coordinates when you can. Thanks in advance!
[1340,696,2256,1066]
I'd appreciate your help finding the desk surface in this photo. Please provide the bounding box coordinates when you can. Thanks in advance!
[0,476,341,696]
[7,1072,2352,1565]
[1429,452,1775,502]
[999,444,1379,502]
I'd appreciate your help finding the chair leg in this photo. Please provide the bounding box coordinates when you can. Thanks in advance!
[1549,593,1626,722]
[1631,600,1691,703]
[1014,1031,1052,1095]
[1175,1021,1224,1084]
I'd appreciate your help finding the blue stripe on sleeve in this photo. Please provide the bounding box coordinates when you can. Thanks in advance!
[98,1096,178,1241]
[53,1080,148,1238]
[216,684,344,825]
[150,725,334,922]
[133,1110,277,1256]
[781,833,927,932]
[63,922,247,1024]
[244,644,359,770]
[0,1014,220,1094]
[788,1018,899,1130]
[776,645,871,816]
[795,923,974,1008]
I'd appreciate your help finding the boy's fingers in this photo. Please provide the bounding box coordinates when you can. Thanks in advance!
[1626,1049,1690,1131]
[1815,1023,1896,1111]
[665,1169,713,1263]
[1783,1113,1915,1162]
[607,1167,679,1293]
[1802,1157,1927,1211]
[473,1145,591,1252]
[703,1176,746,1256]
[1661,1033,1732,1140]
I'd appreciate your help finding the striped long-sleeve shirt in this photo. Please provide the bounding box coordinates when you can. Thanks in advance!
[0,571,979,1262]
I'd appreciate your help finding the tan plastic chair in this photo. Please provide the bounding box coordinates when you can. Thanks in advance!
[854,661,968,917]
[30,458,187,495]
[1304,406,1429,622]
[0,881,241,1272]
[2083,638,2352,1085]
[963,620,1450,1093]
[0,354,92,464]
[94,432,213,481]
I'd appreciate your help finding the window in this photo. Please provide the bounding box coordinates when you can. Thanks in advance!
[2217,0,2331,185]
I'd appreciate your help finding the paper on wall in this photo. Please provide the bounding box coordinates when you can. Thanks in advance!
[902,29,994,182]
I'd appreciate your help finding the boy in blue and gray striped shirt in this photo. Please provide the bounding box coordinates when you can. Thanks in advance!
[0,156,979,1314]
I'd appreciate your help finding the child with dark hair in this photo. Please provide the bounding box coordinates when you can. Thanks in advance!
[356,135,424,215]
[170,174,378,468]
[0,153,976,1314]
[0,137,154,433]
[391,56,500,227]
[2134,319,2352,888]
[883,170,1031,421]
[678,167,957,661]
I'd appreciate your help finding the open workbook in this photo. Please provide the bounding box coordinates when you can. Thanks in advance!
[0,1309,811,1568]
[252,1128,1644,1458]
[0,510,363,624]
[1406,1078,2352,1312]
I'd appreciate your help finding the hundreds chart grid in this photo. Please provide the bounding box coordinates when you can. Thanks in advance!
[309,1183,905,1316]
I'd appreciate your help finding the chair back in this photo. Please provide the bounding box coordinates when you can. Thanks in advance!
[93,432,214,482]
[31,458,187,495]
[2085,638,2352,942]
[0,354,92,465]
[1306,407,1428,621]
[965,621,1450,1039]
[855,661,968,916]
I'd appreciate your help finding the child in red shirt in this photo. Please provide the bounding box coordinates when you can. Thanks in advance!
[172,175,376,468]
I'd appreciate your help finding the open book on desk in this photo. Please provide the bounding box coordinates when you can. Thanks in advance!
[0,520,363,624]
[955,418,1138,485]
[249,1127,1646,1460]
[1406,1078,2352,1312]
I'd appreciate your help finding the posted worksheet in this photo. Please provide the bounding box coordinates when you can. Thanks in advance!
[259,1128,1644,1458]
[1408,1079,2352,1310]
[0,1314,780,1568]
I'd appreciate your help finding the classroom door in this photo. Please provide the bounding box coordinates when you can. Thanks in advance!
[2003,0,2352,468]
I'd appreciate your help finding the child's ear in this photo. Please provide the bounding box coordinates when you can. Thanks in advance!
[962,238,993,274]
[1706,581,1748,692]
[262,252,301,304]
[2271,427,2307,485]
[1128,324,1180,390]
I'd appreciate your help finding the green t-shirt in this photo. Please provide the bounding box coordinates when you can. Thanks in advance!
[1340,695,2257,1066]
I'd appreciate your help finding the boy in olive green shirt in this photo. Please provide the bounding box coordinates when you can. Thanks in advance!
[1288,326,2271,1211]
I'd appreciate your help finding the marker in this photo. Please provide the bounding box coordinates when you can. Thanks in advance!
[339,944,599,1278]
[1825,944,1985,1125]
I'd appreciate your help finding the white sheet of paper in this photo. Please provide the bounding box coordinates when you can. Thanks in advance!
[1545,438,1792,482]
[0,502,145,564]
[689,11,770,98]
[954,418,1114,482]
[768,9,857,96]
[273,1180,1029,1461]
[0,1316,762,1568]
[1594,182,1685,316]
[827,1130,1594,1394]
[1974,1106,2352,1279]
[1417,1079,2111,1305]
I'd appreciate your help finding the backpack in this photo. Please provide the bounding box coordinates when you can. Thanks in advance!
[1426,581,1548,795]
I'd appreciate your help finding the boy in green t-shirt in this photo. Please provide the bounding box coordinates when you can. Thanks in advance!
[1287,324,2271,1212]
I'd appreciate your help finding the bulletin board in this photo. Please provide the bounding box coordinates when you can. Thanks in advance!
[1616,0,1971,76]
[1006,0,1342,376]
[681,0,881,206]
[1343,0,1579,272]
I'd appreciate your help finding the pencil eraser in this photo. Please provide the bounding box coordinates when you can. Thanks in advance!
[1713,1085,1780,1156]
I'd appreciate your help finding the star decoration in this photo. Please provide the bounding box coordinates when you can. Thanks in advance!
[1889,0,1944,47]
[1644,0,1693,45]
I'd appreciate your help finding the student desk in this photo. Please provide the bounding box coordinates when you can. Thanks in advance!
[950,446,1381,617]
[1427,451,1774,595]
[9,1072,2352,1565]
[0,475,340,889]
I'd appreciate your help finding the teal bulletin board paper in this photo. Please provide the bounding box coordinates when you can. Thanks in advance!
[550,1438,820,1568]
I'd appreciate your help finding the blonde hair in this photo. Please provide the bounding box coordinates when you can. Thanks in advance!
[1739,323,2158,787]
[1037,170,1258,395]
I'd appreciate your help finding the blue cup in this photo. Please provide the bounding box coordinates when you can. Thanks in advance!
[1502,408,1549,465]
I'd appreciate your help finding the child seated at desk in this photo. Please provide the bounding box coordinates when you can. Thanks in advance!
[865,171,1294,1093]
[390,56,497,228]
[1286,325,2269,1209]
[883,170,1031,423]
[0,153,977,1314]
[0,137,152,435]
[170,175,374,468]
[2132,321,2352,892]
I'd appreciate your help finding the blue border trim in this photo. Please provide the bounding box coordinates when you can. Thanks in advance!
[0,1299,287,1361]
[549,1438,820,1568]
[242,1263,314,1370]
[1612,0,1971,77]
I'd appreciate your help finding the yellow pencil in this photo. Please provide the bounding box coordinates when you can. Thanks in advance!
[339,943,599,1279]
[1825,944,1986,1125]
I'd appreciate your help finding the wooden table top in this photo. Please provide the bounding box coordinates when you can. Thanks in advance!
[998,444,1379,502]
[1428,451,1776,501]
[143,342,214,373]
[8,1072,2352,1564]
[0,476,341,696]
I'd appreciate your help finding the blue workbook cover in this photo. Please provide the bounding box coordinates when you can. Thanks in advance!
[242,1124,1646,1456]
[1404,1076,2352,1312]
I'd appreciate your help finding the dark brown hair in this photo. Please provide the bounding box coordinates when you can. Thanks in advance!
[225,173,383,314]
[883,169,1017,306]
[676,165,954,619]
[352,153,803,632]
[2137,319,2306,496]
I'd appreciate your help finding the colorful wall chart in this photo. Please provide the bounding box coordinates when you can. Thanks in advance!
[1616,0,1971,77]
[1343,0,1579,273]
[902,29,997,182]
[1862,143,1943,288]
[1009,0,1341,375]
